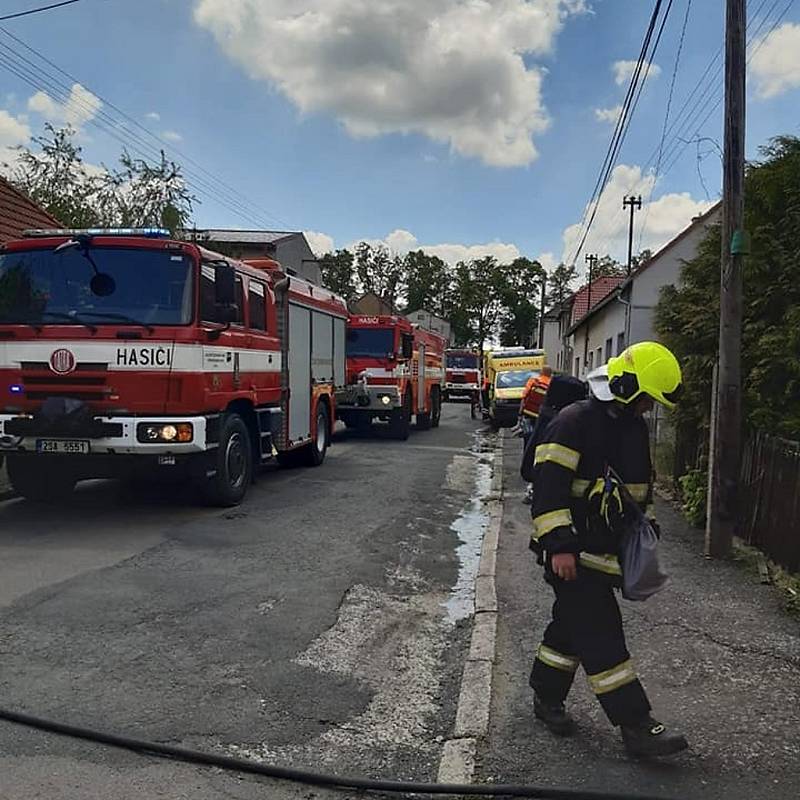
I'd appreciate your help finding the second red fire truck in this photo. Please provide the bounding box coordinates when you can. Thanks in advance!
[0,228,348,506]
[336,314,446,439]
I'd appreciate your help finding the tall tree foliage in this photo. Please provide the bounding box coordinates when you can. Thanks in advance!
[319,249,357,300]
[656,135,800,440]
[354,242,404,308]
[10,124,196,233]
[404,250,449,316]
[496,257,545,347]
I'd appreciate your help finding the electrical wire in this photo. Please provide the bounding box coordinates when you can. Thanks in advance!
[568,0,673,267]
[636,0,694,252]
[0,0,81,22]
[0,28,290,230]
[590,0,787,256]
[0,706,686,800]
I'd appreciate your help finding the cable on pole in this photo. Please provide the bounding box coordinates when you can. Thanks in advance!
[0,1,82,23]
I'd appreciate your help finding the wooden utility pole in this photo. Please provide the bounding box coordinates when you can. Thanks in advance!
[623,195,642,275]
[583,254,597,371]
[707,0,746,559]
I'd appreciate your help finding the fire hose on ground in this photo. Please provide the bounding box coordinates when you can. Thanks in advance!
[0,706,686,800]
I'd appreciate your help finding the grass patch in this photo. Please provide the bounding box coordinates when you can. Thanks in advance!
[733,538,800,620]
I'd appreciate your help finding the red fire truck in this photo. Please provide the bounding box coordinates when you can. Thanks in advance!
[443,347,481,410]
[0,228,348,506]
[335,314,446,439]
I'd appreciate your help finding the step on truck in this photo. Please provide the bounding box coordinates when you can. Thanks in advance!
[0,227,349,506]
[335,314,446,439]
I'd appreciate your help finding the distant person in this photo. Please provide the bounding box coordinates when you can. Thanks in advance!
[528,342,689,759]
[518,366,552,502]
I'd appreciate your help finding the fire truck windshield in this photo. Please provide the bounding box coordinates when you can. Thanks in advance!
[346,327,395,358]
[0,246,194,326]
[446,353,478,369]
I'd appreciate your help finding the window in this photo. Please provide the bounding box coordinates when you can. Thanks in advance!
[617,332,626,355]
[588,351,594,370]
[574,357,580,376]
[605,337,613,363]
[200,266,244,325]
[597,347,603,367]
[346,327,395,357]
[249,281,267,331]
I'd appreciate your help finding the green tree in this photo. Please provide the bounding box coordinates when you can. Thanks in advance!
[354,242,404,308]
[593,255,626,279]
[496,257,545,347]
[442,256,504,350]
[10,124,196,233]
[319,249,357,299]
[404,250,450,316]
[656,134,800,442]
[547,263,579,308]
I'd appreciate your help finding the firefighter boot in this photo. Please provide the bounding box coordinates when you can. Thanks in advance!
[533,695,576,737]
[621,716,688,758]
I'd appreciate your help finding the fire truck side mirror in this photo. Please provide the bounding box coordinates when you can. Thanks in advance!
[401,333,414,360]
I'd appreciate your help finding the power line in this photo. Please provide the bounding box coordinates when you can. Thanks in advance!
[637,0,693,252]
[590,0,783,255]
[0,1,81,23]
[0,27,292,230]
[568,0,674,267]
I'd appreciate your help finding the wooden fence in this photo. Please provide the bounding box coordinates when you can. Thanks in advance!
[739,432,800,573]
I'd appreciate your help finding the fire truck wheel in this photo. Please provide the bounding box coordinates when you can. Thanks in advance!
[431,389,442,428]
[207,413,253,506]
[7,456,76,503]
[304,401,330,467]
[389,394,412,440]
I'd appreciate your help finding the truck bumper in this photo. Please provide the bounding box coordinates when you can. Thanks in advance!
[0,414,211,456]
[444,383,479,398]
[335,385,403,414]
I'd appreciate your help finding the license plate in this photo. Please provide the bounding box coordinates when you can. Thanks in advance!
[36,439,90,455]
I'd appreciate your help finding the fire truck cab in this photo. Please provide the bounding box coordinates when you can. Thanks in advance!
[336,314,445,439]
[443,348,481,402]
[0,228,348,506]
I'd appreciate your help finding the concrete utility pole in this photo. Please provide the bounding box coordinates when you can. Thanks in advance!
[583,254,597,372]
[707,0,746,559]
[623,195,642,275]
[538,271,547,349]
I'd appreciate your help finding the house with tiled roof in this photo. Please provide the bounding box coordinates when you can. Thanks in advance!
[0,176,60,244]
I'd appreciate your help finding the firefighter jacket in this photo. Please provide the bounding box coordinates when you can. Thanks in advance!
[522,374,551,418]
[530,397,654,579]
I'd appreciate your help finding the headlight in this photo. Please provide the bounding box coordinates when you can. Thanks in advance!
[380,394,392,405]
[137,422,193,443]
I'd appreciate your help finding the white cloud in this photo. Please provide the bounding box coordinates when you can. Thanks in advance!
[27,83,101,129]
[146,111,161,121]
[305,230,335,256]
[751,22,800,98]
[342,228,524,264]
[0,109,31,173]
[161,130,183,142]
[192,0,588,167]
[594,104,622,124]
[560,163,714,267]
[612,59,661,86]
[536,251,558,271]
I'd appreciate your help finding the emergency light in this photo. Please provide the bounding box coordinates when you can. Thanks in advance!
[22,227,171,239]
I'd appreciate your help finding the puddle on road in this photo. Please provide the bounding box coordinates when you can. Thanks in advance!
[443,431,495,624]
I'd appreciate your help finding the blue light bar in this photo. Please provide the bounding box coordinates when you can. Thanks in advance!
[22,227,171,239]
[9,384,23,395]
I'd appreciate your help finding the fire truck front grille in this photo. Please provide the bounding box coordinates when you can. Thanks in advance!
[24,390,111,402]
[450,374,466,383]
[23,376,106,386]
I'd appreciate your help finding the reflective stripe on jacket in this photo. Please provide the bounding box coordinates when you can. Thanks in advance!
[530,397,653,577]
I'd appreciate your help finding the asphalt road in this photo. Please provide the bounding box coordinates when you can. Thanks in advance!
[0,402,493,800]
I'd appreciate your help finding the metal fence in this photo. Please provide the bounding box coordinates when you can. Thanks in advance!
[739,432,800,573]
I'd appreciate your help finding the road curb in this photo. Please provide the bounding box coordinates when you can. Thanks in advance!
[437,430,504,785]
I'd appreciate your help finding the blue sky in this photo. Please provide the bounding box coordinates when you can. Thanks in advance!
[1,0,799,276]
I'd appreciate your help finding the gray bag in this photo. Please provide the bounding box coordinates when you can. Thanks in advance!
[620,510,669,601]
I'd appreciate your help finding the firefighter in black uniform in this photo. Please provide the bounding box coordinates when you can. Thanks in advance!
[529,341,688,758]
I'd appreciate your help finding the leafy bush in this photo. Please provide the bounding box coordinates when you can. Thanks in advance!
[678,468,707,528]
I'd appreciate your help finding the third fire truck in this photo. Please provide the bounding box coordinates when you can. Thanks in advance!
[336,315,446,439]
[0,228,348,506]
[443,347,481,410]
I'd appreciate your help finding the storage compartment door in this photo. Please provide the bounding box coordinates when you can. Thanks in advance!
[288,303,311,443]
[312,311,334,384]
[333,316,346,388]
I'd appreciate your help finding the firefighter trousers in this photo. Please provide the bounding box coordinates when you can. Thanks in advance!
[529,571,651,727]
